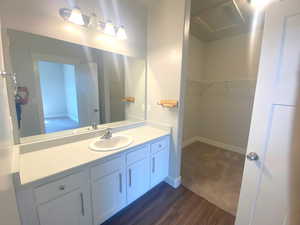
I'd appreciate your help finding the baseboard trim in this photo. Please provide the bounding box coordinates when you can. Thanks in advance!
[182,137,199,148]
[165,176,181,189]
[183,136,246,155]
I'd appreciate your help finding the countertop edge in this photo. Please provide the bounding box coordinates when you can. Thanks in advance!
[16,125,171,187]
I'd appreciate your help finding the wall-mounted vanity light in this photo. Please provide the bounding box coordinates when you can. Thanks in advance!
[59,7,89,26]
[88,13,99,29]
[68,7,85,25]
[59,7,127,40]
[248,0,277,10]
[117,26,127,40]
[104,21,116,36]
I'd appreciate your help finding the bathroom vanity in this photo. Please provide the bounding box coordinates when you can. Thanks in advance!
[14,125,171,225]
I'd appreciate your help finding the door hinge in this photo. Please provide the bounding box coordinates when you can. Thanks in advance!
[0,71,16,77]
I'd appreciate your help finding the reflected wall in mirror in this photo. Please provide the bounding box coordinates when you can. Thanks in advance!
[4,30,146,139]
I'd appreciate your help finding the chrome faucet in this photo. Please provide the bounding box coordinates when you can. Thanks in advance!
[101,128,113,139]
[91,123,98,130]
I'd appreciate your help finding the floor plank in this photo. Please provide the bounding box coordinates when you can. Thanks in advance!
[102,183,235,225]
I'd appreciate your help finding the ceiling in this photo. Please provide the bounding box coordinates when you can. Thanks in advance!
[190,0,259,42]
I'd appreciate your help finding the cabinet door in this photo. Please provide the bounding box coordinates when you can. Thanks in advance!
[127,158,150,204]
[150,149,169,187]
[92,170,125,225]
[37,188,89,225]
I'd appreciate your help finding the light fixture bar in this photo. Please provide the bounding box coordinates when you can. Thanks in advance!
[59,7,127,39]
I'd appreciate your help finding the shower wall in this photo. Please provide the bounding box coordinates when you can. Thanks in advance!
[183,32,263,154]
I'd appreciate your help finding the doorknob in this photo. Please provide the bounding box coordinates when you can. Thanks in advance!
[247,152,259,161]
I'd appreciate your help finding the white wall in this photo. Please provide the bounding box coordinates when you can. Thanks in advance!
[64,64,79,122]
[0,0,147,58]
[183,32,263,153]
[187,35,205,81]
[147,0,190,186]
[183,35,205,141]
[203,33,262,81]
[0,22,21,225]
[124,57,146,121]
[102,52,126,122]
[38,61,68,119]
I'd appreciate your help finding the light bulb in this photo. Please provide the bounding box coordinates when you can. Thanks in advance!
[104,21,116,36]
[250,0,274,10]
[68,7,85,26]
[89,13,98,29]
[117,26,127,40]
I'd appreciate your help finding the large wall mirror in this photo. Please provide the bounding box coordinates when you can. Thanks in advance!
[0,0,147,143]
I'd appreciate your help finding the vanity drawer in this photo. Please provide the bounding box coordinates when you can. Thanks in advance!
[150,137,169,154]
[91,156,123,181]
[126,145,149,165]
[34,172,85,204]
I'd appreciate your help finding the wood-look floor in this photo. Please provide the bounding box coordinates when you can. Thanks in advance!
[102,182,235,225]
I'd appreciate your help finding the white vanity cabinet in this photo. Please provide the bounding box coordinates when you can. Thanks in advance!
[126,145,150,204]
[91,156,126,225]
[16,135,170,225]
[34,172,92,225]
[150,138,170,188]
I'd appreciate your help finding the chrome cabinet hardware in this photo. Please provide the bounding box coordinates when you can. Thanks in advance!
[119,173,122,193]
[247,152,259,161]
[80,192,85,216]
[152,157,155,173]
[129,169,132,187]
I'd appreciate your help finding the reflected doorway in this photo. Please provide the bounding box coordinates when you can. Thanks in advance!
[38,61,79,133]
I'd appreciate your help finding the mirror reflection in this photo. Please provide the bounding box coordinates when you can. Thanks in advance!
[5,29,145,139]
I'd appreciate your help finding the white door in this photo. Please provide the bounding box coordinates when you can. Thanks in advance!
[150,149,169,187]
[92,171,125,225]
[75,63,99,127]
[0,19,21,225]
[236,1,300,225]
[37,189,89,225]
[127,159,150,204]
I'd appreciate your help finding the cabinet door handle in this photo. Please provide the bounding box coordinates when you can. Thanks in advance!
[152,157,155,173]
[80,192,85,216]
[119,173,122,193]
[129,169,132,187]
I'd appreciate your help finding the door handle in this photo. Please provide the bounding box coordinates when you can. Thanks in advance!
[246,152,259,161]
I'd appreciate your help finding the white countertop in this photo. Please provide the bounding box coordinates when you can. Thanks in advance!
[17,125,170,185]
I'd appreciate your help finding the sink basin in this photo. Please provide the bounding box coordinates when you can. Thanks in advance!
[89,135,133,152]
